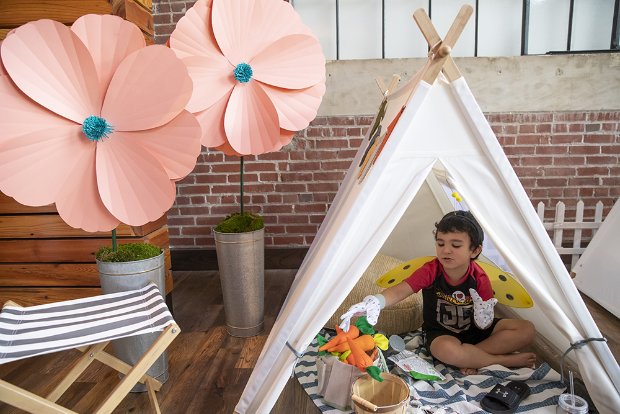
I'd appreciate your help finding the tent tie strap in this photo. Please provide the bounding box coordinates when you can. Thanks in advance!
[559,337,607,383]
[286,341,304,378]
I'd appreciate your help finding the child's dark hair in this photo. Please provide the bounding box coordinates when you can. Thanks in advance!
[434,210,484,257]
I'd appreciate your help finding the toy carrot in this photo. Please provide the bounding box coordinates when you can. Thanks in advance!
[346,337,383,382]
[327,334,375,353]
[318,325,359,352]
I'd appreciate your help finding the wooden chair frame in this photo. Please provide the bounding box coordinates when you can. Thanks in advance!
[0,300,180,414]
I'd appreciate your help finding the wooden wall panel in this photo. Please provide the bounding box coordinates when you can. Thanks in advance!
[0,0,112,27]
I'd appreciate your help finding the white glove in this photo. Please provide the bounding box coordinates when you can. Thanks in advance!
[469,288,498,330]
[339,294,384,332]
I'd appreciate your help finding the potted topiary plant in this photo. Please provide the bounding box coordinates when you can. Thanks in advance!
[212,158,266,337]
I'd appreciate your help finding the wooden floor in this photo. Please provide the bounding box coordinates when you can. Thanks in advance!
[0,270,618,414]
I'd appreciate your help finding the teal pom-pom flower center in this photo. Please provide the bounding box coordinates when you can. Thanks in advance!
[82,115,113,142]
[233,63,253,83]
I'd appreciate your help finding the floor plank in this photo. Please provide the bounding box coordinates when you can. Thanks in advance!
[0,270,617,413]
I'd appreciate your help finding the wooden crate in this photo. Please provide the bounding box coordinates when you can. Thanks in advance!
[0,193,173,306]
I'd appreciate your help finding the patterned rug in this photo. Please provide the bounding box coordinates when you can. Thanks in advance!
[294,330,567,414]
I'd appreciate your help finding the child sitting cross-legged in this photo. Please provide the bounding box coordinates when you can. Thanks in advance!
[340,210,537,374]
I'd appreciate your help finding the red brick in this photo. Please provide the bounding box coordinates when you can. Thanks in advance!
[569,145,601,155]
[280,172,313,182]
[305,150,338,160]
[588,112,620,121]
[285,225,318,234]
[521,156,553,166]
[211,184,241,193]
[516,135,543,145]
[555,113,587,122]
[278,215,309,224]
[513,166,544,176]
[321,160,353,170]
[288,161,321,171]
[545,167,577,176]
[577,167,609,176]
[309,117,328,126]
[259,173,279,181]
[154,14,171,24]
[275,183,306,192]
[552,156,585,166]
[328,116,355,126]
[227,173,259,183]
[267,194,283,203]
[178,185,211,195]
[154,3,171,13]
[536,124,552,133]
[568,177,599,186]
[519,124,536,134]
[585,134,614,144]
[308,183,340,192]
[295,204,327,213]
[503,146,535,156]
[535,178,568,187]
[356,116,375,125]
[585,156,617,164]
[192,174,225,184]
[259,152,288,161]
[263,204,293,214]
[568,124,584,133]
[272,236,305,245]
[315,139,349,149]
[314,172,346,181]
[310,215,327,224]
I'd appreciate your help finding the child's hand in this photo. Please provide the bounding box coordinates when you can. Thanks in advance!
[469,288,498,329]
[339,295,382,332]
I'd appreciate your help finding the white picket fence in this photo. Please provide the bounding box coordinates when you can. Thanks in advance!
[536,200,605,269]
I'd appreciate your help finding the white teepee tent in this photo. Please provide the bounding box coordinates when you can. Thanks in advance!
[236,7,620,413]
[573,198,620,319]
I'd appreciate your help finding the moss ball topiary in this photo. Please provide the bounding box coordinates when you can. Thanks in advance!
[96,243,162,262]
[215,212,264,233]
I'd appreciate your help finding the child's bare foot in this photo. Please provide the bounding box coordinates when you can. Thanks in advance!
[501,352,537,368]
[459,367,478,375]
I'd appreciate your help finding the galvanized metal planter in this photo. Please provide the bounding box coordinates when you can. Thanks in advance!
[96,251,168,392]
[214,228,265,337]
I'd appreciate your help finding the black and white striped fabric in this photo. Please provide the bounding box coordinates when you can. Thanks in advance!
[295,329,567,414]
[0,283,174,364]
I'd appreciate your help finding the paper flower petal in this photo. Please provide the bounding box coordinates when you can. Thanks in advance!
[194,89,232,148]
[212,0,310,64]
[96,136,177,226]
[55,146,120,232]
[182,55,234,113]
[131,110,202,180]
[261,81,326,131]
[224,81,280,155]
[72,14,145,99]
[1,19,101,123]
[214,141,241,157]
[0,76,84,206]
[251,34,325,89]
[102,45,193,131]
[170,0,221,60]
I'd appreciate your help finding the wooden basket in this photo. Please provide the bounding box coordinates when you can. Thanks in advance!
[351,373,410,414]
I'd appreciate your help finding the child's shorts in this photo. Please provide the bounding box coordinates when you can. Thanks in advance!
[423,318,502,349]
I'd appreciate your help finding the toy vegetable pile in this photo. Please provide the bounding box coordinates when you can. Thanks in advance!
[317,318,388,382]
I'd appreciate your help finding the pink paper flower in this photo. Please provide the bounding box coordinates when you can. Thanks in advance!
[170,0,326,156]
[0,15,202,232]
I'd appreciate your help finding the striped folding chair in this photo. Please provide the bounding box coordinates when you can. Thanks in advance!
[0,283,180,414]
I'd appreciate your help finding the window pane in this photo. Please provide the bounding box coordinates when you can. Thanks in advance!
[529,0,570,54]
[340,0,383,59]
[572,0,614,51]
[478,0,522,56]
[431,0,476,57]
[385,0,429,58]
[294,0,337,60]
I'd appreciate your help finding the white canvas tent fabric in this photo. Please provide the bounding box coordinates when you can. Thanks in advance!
[235,68,620,413]
[573,198,620,319]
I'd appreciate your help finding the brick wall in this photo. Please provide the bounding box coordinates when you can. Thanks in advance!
[167,111,620,249]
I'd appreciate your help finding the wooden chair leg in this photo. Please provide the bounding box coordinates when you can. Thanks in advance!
[93,324,180,414]
[0,379,77,414]
[46,342,110,402]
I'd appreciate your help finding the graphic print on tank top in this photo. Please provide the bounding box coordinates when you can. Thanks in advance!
[423,270,478,333]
